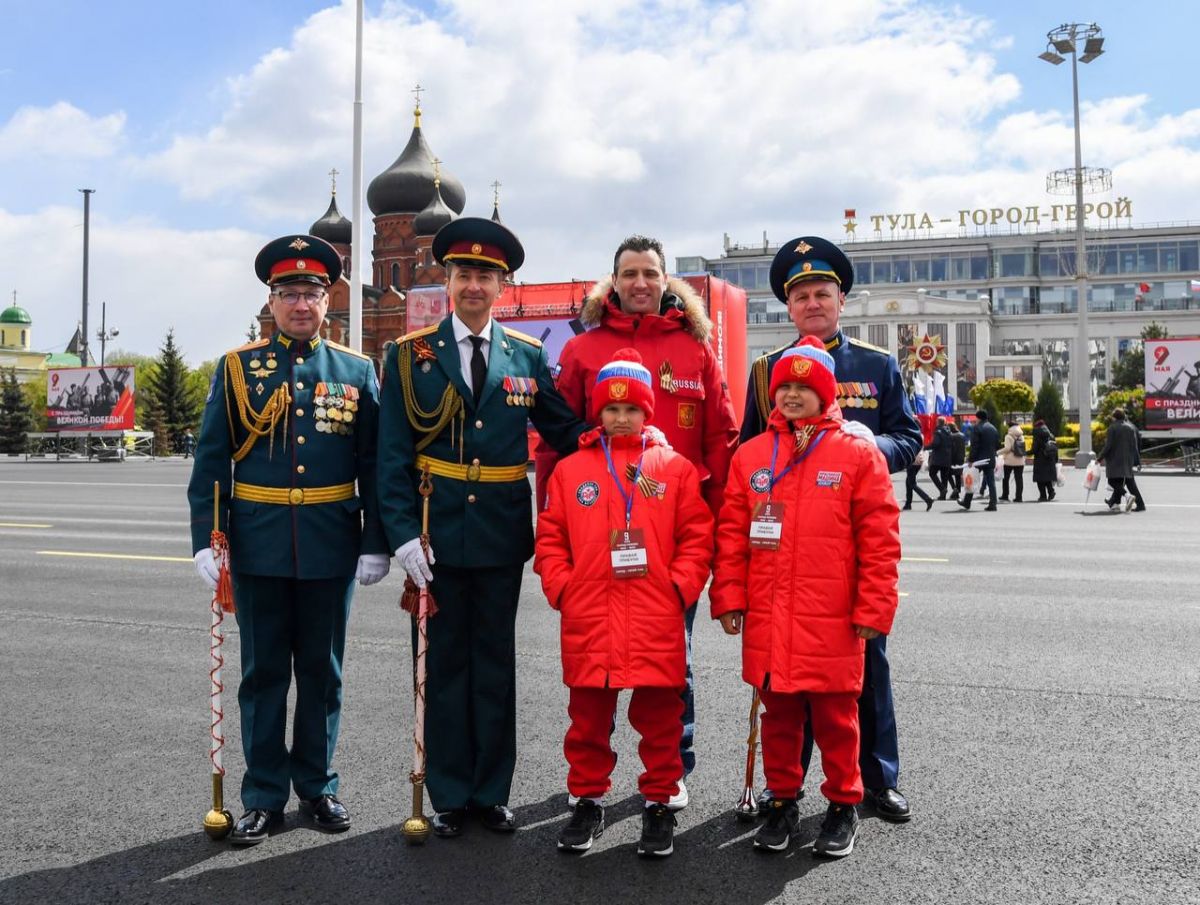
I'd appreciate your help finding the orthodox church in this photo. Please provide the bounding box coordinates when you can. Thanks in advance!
[257,99,501,361]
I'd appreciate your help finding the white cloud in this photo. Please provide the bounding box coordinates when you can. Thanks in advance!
[0,102,126,160]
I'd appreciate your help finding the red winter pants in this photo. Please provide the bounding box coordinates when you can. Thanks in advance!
[565,686,683,804]
[760,688,863,805]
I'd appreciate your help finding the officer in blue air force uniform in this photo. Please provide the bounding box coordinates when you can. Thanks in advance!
[741,236,921,823]
[188,234,390,845]
[377,218,586,838]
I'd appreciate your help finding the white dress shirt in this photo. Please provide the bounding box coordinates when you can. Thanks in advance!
[451,313,492,395]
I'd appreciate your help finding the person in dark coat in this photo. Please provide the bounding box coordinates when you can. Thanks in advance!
[1097,408,1146,511]
[927,417,953,499]
[948,419,966,498]
[1030,420,1058,501]
[958,410,999,511]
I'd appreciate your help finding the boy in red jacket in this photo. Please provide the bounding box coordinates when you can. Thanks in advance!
[535,349,713,858]
[711,336,900,858]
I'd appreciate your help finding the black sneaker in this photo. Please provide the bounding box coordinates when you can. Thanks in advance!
[813,803,859,858]
[753,798,800,852]
[637,804,675,857]
[557,799,604,852]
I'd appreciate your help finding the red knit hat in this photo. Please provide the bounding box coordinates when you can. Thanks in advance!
[592,348,655,421]
[769,335,837,410]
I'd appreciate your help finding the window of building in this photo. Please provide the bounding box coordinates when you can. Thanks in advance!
[842,325,861,340]
[1180,241,1199,271]
[853,260,871,285]
[950,255,971,281]
[996,248,1033,278]
[985,366,1006,380]
[21,330,27,346]
[893,259,910,283]
[1012,365,1033,387]
[391,263,400,288]
[994,287,1032,316]
[912,257,930,282]
[873,260,892,284]
[868,324,888,349]
[955,322,977,403]
[1137,244,1159,273]
[930,254,948,281]
[971,254,989,280]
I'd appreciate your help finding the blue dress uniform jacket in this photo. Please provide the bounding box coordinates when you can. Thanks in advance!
[376,315,586,812]
[741,330,921,474]
[188,332,388,575]
[186,330,386,812]
[740,328,918,794]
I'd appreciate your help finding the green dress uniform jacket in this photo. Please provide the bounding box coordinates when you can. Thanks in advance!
[186,330,387,811]
[376,315,586,812]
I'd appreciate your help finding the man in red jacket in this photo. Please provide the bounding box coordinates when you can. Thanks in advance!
[536,235,739,787]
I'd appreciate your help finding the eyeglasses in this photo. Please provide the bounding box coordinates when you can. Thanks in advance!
[272,289,327,306]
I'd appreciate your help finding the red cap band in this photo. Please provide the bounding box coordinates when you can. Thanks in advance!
[269,258,331,283]
[442,241,509,270]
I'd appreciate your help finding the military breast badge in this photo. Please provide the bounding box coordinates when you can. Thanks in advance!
[503,376,538,407]
[312,381,360,435]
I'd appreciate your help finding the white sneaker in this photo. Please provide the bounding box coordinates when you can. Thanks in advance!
[667,779,689,811]
[1124,496,1136,512]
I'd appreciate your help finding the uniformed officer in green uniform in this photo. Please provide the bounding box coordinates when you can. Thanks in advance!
[188,234,390,845]
[377,217,586,838]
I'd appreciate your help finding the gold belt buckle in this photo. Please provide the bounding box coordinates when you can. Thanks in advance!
[289,487,305,505]
[465,462,481,482]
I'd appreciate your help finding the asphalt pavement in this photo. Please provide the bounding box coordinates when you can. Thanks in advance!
[0,457,1197,904]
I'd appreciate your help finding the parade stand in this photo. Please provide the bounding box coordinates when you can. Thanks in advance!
[24,430,156,461]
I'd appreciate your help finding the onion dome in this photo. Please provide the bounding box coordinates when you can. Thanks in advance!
[414,178,456,235]
[310,193,352,246]
[367,106,466,216]
[1,304,32,325]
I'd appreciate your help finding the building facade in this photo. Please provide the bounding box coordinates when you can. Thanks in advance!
[678,222,1200,410]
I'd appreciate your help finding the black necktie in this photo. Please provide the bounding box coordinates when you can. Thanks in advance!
[469,335,486,406]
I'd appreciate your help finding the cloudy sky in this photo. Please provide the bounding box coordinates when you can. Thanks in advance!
[3,0,1198,364]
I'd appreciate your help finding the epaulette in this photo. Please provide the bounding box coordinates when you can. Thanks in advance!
[226,338,269,356]
[502,326,542,348]
[396,325,438,345]
[849,336,890,355]
[325,339,372,360]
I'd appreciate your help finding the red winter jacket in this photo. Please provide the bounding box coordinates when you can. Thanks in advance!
[710,409,900,694]
[535,430,714,689]
[534,278,739,517]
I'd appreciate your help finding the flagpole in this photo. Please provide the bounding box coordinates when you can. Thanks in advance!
[349,0,364,352]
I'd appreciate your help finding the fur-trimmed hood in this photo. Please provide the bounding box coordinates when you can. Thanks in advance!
[580,276,712,343]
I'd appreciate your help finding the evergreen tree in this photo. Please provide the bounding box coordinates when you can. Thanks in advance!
[0,368,32,454]
[1033,378,1066,436]
[142,329,200,454]
[1110,322,1169,390]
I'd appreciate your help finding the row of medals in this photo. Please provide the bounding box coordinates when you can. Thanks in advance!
[314,394,358,434]
[838,396,879,409]
[507,392,536,408]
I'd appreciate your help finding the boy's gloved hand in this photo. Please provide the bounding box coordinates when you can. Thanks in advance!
[718,611,743,635]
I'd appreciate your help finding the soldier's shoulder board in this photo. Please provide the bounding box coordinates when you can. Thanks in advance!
[501,326,543,348]
[227,338,269,356]
[848,336,890,355]
[395,325,438,345]
[325,339,372,361]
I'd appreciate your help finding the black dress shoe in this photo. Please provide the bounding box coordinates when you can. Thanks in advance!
[984,505,997,511]
[868,787,912,822]
[300,794,351,832]
[432,809,466,838]
[230,808,284,846]
[477,804,516,832]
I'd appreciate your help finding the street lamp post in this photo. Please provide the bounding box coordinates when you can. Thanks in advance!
[1039,23,1105,466]
[79,189,95,367]
[97,301,119,367]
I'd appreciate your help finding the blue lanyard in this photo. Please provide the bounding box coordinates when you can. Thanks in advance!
[601,434,646,529]
[767,429,827,498]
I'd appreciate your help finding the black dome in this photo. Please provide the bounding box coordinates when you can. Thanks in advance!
[309,194,352,245]
[367,118,466,216]
[414,182,456,235]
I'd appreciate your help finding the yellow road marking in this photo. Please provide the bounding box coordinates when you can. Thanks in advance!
[901,556,949,563]
[37,551,192,563]
[0,522,52,528]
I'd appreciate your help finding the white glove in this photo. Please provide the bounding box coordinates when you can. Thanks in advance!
[194,548,219,591]
[395,537,435,588]
[840,419,876,443]
[355,553,391,586]
[644,425,673,449]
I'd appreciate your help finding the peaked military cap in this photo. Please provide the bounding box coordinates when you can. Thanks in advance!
[254,234,343,286]
[769,235,854,301]
[432,217,525,273]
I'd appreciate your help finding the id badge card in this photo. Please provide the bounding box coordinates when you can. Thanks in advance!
[749,501,785,550]
[610,528,648,578]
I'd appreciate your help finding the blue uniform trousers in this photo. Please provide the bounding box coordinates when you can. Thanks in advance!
[420,562,523,812]
[232,572,355,811]
[800,635,899,790]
